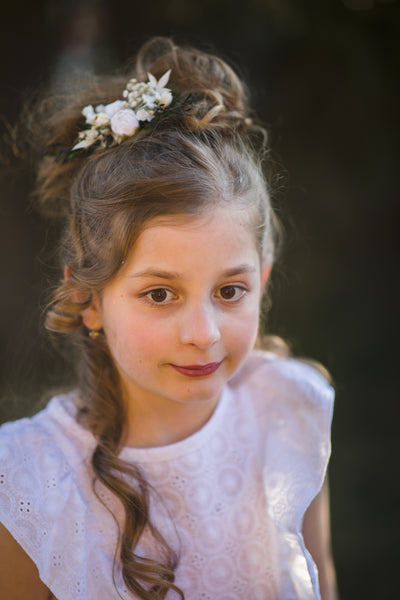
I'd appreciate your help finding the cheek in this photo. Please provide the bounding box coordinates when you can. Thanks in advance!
[223,305,260,348]
[105,310,170,364]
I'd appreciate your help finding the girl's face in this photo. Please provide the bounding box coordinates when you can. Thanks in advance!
[85,208,269,435]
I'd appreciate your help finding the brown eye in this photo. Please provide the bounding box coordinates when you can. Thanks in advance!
[149,289,169,303]
[220,286,236,299]
[219,285,246,301]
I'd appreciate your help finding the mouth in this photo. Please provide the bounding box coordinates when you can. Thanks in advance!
[170,361,223,378]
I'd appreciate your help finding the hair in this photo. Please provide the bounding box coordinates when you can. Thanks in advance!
[28,37,281,599]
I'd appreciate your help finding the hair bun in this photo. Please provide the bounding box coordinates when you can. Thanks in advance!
[135,37,253,134]
[28,37,266,218]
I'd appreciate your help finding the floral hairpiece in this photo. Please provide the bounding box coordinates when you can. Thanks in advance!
[70,70,173,153]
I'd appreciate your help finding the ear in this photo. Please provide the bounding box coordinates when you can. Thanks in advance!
[64,266,103,331]
[80,293,103,331]
[261,263,272,288]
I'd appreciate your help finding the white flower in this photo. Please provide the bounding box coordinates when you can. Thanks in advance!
[127,93,139,107]
[110,109,139,138]
[136,108,153,122]
[159,90,172,107]
[142,93,157,108]
[82,105,96,124]
[126,78,138,90]
[86,129,99,140]
[92,113,110,128]
[72,130,98,150]
[70,70,174,155]
[104,100,126,118]
[148,69,171,91]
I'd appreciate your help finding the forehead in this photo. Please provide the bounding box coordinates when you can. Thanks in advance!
[143,208,254,243]
[124,208,261,271]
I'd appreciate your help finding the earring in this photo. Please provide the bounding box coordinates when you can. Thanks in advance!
[89,329,100,339]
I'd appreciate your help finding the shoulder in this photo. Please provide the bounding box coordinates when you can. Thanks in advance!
[0,392,88,499]
[0,393,97,595]
[229,350,334,414]
[227,351,335,597]
[0,392,94,460]
[232,351,335,528]
[0,392,95,506]
[227,350,334,480]
[0,399,59,471]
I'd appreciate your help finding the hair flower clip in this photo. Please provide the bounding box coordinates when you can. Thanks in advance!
[71,70,173,152]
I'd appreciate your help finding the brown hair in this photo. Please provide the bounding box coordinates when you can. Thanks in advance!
[35,37,279,599]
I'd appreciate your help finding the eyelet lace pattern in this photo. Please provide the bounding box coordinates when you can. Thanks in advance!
[0,352,333,599]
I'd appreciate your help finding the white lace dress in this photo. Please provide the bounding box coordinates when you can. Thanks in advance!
[0,351,334,599]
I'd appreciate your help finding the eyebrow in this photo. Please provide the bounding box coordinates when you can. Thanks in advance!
[130,264,257,280]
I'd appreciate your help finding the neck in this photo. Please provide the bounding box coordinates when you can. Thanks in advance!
[123,393,220,448]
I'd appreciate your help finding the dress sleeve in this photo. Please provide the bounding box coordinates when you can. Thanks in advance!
[0,413,90,598]
[261,357,334,599]
[0,397,125,600]
[234,352,334,599]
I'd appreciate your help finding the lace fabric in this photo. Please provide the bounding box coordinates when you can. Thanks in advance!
[0,351,334,599]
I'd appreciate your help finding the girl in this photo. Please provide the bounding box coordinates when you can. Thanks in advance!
[0,37,337,599]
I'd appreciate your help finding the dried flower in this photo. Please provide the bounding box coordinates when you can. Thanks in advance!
[110,109,139,139]
[71,70,173,152]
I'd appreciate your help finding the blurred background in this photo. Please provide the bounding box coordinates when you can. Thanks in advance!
[0,0,398,597]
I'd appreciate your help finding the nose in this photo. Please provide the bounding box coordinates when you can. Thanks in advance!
[179,302,221,349]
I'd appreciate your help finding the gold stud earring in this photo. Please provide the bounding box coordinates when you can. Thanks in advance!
[89,329,100,339]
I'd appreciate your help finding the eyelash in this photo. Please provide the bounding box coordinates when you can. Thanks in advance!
[142,285,247,305]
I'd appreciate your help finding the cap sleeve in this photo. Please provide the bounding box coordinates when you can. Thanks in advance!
[0,396,113,599]
[233,352,334,598]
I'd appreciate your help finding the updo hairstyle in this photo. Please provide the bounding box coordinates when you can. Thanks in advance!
[33,37,279,599]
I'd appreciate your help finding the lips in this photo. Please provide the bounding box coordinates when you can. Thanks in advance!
[170,361,223,377]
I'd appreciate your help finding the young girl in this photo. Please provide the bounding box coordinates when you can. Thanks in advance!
[0,38,337,600]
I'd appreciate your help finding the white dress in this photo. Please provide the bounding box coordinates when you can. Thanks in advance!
[0,351,334,599]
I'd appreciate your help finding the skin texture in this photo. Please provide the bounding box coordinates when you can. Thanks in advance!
[0,522,53,600]
[83,209,270,447]
[0,210,338,598]
[303,479,339,600]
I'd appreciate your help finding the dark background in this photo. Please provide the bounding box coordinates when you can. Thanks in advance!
[0,0,399,597]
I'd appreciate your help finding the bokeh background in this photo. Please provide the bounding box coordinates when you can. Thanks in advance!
[0,0,398,597]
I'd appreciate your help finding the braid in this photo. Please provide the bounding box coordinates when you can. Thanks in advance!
[37,36,278,598]
[80,336,184,598]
